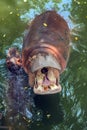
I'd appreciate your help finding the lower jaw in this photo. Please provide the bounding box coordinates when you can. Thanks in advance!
[33,84,62,95]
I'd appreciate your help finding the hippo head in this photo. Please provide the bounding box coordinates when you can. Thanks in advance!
[22,44,64,95]
[22,11,70,95]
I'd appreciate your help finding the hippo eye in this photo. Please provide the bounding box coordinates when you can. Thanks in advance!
[41,67,48,74]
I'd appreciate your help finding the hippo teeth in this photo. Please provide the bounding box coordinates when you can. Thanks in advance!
[33,68,61,95]
[34,83,61,95]
[36,84,59,91]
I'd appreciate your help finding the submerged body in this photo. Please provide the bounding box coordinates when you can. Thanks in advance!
[6,48,34,120]
[22,11,70,94]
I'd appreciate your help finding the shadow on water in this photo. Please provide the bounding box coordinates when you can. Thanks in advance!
[0,0,87,130]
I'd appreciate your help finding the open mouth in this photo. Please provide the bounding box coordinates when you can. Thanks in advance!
[29,53,62,95]
[33,67,61,95]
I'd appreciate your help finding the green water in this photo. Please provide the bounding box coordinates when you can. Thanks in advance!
[0,0,87,130]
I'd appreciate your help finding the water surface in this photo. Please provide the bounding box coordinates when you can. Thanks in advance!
[0,0,87,130]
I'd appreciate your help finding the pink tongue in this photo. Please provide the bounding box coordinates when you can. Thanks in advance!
[42,77,50,86]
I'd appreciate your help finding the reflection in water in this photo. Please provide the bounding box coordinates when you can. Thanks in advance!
[0,0,87,130]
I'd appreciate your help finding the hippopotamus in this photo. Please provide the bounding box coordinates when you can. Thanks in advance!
[6,48,34,119]
[22,10,70,95]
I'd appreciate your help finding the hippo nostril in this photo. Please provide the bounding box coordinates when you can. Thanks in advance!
[41,67,48,74]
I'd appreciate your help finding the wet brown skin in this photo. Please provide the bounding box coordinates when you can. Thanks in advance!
[22,11,70,95]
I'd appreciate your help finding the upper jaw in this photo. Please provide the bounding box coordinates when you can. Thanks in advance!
[31,53,61,72]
